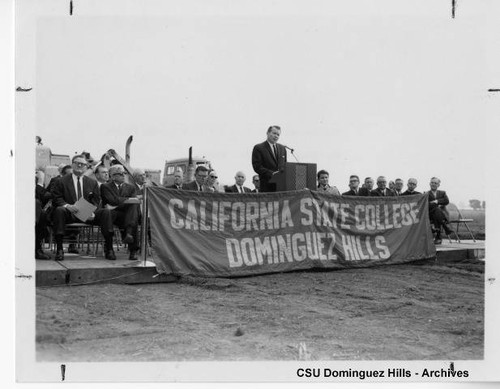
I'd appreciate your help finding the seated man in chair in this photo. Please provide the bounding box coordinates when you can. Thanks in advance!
[100,164,141,260]
[426,177,453,244]
[52,155,112,261]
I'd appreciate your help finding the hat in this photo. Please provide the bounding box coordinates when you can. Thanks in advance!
[109,165,126,176]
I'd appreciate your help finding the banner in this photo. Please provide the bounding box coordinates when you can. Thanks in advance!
[147,187,436,277]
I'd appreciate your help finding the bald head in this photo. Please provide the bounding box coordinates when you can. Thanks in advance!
[133,168,146,185]
[235,171,246,186]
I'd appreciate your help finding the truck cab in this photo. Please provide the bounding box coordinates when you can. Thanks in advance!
[162,157,211,187]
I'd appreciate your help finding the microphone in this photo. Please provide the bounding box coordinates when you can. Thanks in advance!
[283,144,300,162]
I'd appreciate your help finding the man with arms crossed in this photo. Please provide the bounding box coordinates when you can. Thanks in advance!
[426,177,453,244]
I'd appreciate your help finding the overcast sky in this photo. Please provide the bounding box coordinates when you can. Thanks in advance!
[26,1,497,206]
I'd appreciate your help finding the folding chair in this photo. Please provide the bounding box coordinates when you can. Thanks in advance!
[48,223,94,254]
[446,203,476,243]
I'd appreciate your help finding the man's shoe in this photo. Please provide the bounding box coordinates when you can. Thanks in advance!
[35,249,51,260]
[128,250,138,261]
[55,249,64,261]
[434,238,442,245]
[122,234,134,244]
[68,243,79,254]
[105,250,116,260]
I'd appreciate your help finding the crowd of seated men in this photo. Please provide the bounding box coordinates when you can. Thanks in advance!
[321,172,451,244]
[35,155,142,261]
[36,158,453,260]
[168,166,453,245]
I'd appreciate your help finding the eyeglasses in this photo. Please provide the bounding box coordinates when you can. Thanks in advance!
[73,162,88,167]
[113,172,125,176]
[253,179,259,182]
[210,175,218,178]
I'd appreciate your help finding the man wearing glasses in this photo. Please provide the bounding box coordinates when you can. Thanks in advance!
[51,154,104,261]
[342,175,361,196]
[182,165,209,191]
[251,175,260,193]
[100,164,141,260]
[370,176,396,197]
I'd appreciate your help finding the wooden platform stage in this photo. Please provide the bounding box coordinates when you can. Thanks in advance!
[35,240,485,287]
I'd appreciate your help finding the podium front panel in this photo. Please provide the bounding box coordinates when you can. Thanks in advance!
[285,162,317,191]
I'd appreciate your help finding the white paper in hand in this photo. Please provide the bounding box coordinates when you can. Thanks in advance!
[74,198,97,222]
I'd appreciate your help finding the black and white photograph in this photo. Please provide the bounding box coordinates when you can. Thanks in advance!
[6,0,500,384]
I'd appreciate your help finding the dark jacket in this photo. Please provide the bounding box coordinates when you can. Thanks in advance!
[251,141,287,191]
[401,190,421,196]
[225,184,252,193]
[182,180,202,191]
[100,181,138,208]
[342,189,360,196]
[427,190,449,211]
[370,188,396,197]
[358,187,372,197]
[52,174,100,207]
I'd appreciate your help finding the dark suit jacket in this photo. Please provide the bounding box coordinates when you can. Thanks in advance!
[401,190,421,196]
[166,184,182,190]
[182,180,202,191]
[342,189,361,196]
[135,184,144,195]
[36,184,52,207]
[427,190,449,211]
[225,184,252,193]
[47,175,62,195]
[53,174,100,207]
[100,182,138,208]
[251,141,287,190]
[370,188,396,197]
[358,187,372,197]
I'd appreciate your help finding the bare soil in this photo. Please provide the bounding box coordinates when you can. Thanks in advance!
[36,259,484,361]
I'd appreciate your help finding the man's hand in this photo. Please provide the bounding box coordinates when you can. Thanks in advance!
[272,171,280,176]
[66,204,79,213]
[431,200,439,204]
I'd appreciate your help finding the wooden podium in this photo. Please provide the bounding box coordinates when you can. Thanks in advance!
[269,162,317,191]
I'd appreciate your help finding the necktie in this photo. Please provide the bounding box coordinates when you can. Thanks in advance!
[77,177,82,200]
[239,186,243,193]
[273,144,278,161]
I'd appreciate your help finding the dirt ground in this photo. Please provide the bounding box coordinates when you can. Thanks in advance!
[36,259,484,361]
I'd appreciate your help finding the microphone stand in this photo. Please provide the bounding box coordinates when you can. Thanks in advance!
[284,145,300,162]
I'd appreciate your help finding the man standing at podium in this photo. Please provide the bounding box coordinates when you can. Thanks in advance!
[252,125,287,192]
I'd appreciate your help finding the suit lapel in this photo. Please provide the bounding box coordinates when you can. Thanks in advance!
[266,142,277,164]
